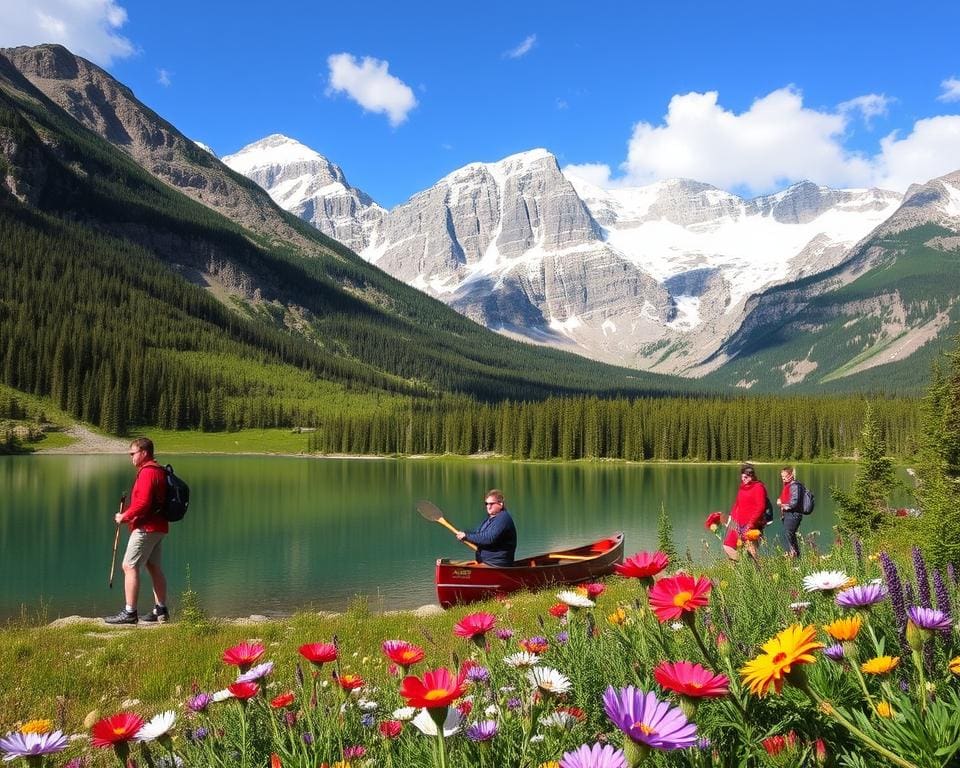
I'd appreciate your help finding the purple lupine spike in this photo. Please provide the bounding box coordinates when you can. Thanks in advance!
[933,570,952,630]
[904,582,915,607]
[853,538,864,569]
[880,552,910,655]
[912,547,932,610]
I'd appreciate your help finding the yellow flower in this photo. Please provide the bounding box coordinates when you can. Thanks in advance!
[607,607,627,626]
[875,701,894,718]
[540,763,560,768]
[950,656,960,676]
[861,656,900,675]
[719,580,728,590]
[824,615,862,642]
[19,719,52,735]
[739,624,824,697]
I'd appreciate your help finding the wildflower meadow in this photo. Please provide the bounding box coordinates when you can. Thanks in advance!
[2,529,959,768]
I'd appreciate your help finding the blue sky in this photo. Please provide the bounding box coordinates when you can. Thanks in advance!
[5,0,960,207]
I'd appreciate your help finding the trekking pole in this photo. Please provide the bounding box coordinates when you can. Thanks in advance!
[108,494,126,589]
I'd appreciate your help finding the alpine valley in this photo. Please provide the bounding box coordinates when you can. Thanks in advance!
[224,134,960,391]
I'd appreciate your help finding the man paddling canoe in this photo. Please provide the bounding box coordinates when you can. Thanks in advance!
[455,488,517,567]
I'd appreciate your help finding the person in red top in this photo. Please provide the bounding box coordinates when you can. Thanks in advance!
[104,437,170,624]
[722,464,769,561]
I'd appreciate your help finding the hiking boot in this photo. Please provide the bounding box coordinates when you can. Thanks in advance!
[103,609,138,625]
[141,605,169,623]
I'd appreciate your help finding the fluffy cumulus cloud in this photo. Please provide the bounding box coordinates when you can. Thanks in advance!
[939,77,960,103]
[564,86,960,195]
[504,34,537,60]
[0,0,134,65]
[326,53,417,127]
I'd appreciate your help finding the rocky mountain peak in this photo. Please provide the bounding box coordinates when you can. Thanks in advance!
[1,44,81,81]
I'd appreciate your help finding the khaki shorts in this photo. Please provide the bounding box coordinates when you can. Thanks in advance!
[122,530,165,570]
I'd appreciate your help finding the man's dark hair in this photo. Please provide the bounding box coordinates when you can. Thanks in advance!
[130,437,154,457]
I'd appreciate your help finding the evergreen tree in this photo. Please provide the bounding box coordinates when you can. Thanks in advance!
[656,503,679,563]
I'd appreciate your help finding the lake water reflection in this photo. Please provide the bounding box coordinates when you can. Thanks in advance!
[1,455,864,621]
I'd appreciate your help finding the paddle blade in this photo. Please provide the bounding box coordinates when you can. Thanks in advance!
[416,499,444,522]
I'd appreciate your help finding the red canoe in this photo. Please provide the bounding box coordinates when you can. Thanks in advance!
[435,533,624,609]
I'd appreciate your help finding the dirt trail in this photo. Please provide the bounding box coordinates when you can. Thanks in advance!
[41,424,129,454]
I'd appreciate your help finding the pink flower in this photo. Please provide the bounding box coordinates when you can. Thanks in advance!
[648,574,712,623]
[454,612,497,639]
[615,551,670,581]
[653,660,729,698]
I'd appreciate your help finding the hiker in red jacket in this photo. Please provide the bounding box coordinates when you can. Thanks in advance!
[723,464,768,561]
[104,437,170,624]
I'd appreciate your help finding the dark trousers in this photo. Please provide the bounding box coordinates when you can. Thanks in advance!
[783,512,803,557]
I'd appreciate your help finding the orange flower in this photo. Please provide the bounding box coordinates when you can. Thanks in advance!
[381,640,425,670]
[875,701,894,718]
[399,667,467,709]
[861,656,899,675]
[335,674,365,691]
[949,656,960,676]
[548,603,569,618]
[824,615,862,642]
[743,529,761,542]
[740,624,824,696]
[270,692,295,709]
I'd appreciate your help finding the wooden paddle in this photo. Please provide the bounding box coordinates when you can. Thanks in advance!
[108,494,126,588]
[416,500,478,551]
[547,553,593,561]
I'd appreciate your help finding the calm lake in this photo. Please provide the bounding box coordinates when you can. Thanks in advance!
[1,456,871,621]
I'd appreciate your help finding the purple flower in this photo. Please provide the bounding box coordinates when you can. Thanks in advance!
[912,547,932,610]
[907,606,953,631]
[556,631,570,645]
[823,644,845,662]
[948,563,957,585]
[495,628,515,641]
[0,730,69,759]
[360,713,375,728]
[63,758,89,768]
[853,538,863,567]
[187,727,208,742]
[467,665,490,683]
[602,686,698,750]
[696,737,712,750]
[466,720,499,742]
[934,570,952,622]
[236,661,274,683]
[506,698,522,711]
[560,743,628,768]
[302,732,313,745]
[187,693,212,712]
[880,552,910,655]
[836,583,888,609]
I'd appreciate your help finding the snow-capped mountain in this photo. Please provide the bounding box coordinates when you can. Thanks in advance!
[223,135,385,253]
[228,138,904,374]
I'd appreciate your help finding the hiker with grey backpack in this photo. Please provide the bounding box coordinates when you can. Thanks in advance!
[777,466,815,558]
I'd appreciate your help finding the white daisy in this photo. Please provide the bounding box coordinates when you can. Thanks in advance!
[411,707,462,737]
[392,706,417,721]
[135,711,176,742]
[556,590,594,609]
[357,699,379,712]
[503,651,540,669]
[539,711,577,730]
[211,689,234,702]
[530,734,545,743]
[789,601,812,611]
[484,704,500,717]
[803,570,851,593]
[527,666,572,696]
[670,622,685,632]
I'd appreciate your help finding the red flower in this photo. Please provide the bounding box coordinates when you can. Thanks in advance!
[614,551,670,580]
[298,642,338,666]
[762,732,798,756]
[91,712,145,748]
[648,573,712,623]
[457,699,473,716]
[222,642,265,671]
[399,667,467,709]
[653,660,729,698]
[548,603,569,618]
[559,705,586,722]
[704,511,724,531]
[584,582,606,598]
[228,681,260,700]
[335,673,365,691]
[271,754,282,768]
[379,720,403,739]
[270,692,295,709]
[454,612,497,639]
[381,640,425,670]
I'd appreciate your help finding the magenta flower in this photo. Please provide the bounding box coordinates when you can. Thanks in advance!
[602,686,698,750]
[907,606,952,631]
[454,612,497,639]
[823,644,845,662]
[0,730,69,759]
[560,742,628,768]
[187,693,212,712]
[836,583,888,609]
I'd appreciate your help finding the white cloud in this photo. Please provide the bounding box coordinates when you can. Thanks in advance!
[504,34,537,60]
[574,86,960,196]
[939,77,960,103]
[157,68,171,87]
[0,0,134,65]
[326,53,417,127]
[838,93,892,125]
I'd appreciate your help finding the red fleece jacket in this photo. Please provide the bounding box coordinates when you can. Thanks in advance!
[120,461,169,533]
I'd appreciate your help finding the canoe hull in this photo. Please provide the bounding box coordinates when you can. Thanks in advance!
[435,533,624,609]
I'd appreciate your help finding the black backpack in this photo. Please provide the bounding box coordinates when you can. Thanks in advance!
[157,464,190,522]
[793,480,815,515]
